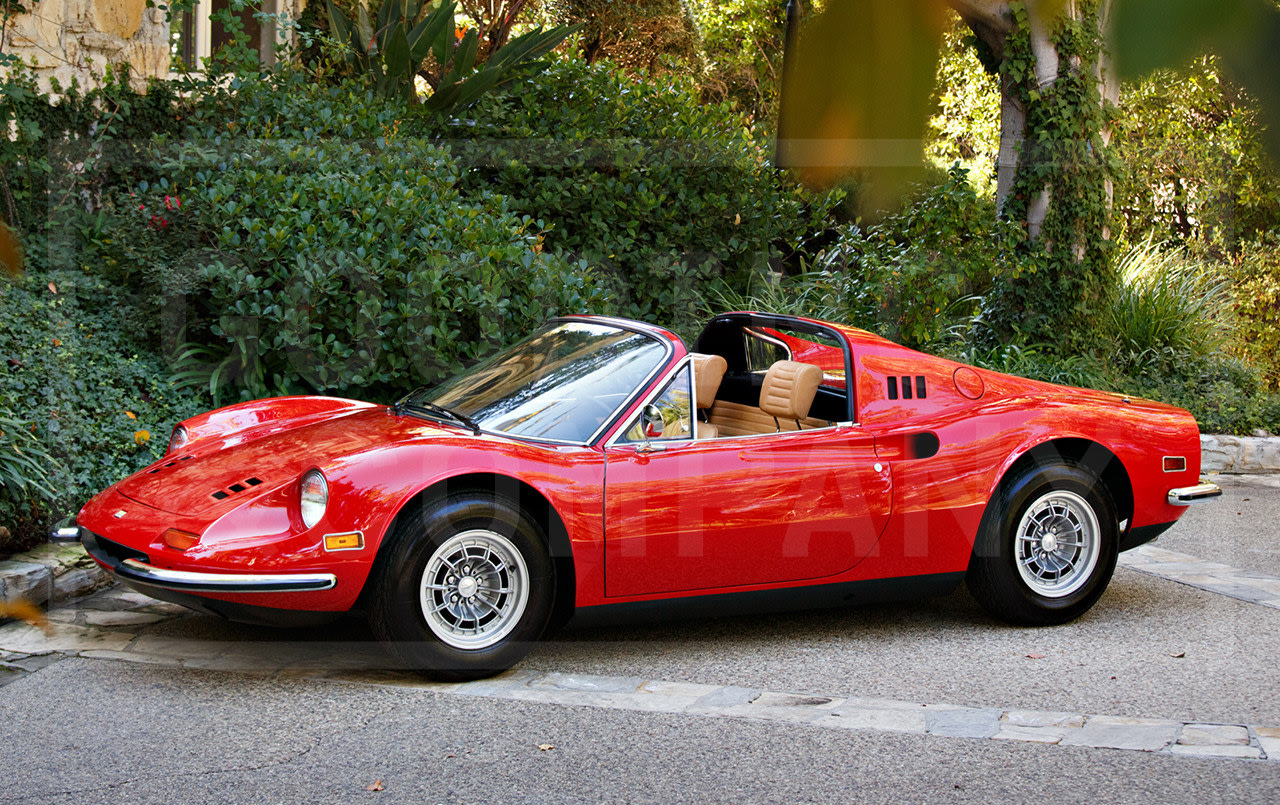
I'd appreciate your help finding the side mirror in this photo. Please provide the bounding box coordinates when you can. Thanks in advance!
[642,404,665,439]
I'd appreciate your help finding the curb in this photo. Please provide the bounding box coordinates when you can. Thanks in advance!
[0,543,109,615]
[1201,434,1280,475]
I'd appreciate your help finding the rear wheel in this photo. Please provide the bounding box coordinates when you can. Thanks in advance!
[369,492,554,681]
[967,461,1118,626]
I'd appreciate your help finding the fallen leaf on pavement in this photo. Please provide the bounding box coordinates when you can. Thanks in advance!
[537,744,554,751]
[366,780,383,792]
[1169,651,1186,658]
[1025,653,1046,660]
[0,598,52,634]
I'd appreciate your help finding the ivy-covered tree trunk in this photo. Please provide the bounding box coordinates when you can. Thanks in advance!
[949,0,1117,343]
[951,0,1116,220]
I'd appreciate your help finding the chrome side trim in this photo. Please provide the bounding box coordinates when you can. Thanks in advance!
[116,558,337,593]
[1167,482,1223,506]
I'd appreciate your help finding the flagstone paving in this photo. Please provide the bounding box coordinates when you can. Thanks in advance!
[1119,544,1280,609]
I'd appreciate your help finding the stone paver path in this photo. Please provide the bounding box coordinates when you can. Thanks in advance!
[1,585,1277,763]
[1119,544,1280,609]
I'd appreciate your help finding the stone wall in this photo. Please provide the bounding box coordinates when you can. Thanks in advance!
[1201,434,1280,474]
[1,0,170,93]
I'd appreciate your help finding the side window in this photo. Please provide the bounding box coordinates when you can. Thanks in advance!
[620,364,693,443]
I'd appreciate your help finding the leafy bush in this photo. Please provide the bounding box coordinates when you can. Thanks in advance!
[0,62,183,253]
[1229,234,1280,390]
[0,268,210,556]
[324,0,574,109]
[957,341,1115,390]
[81,75,612,403]
[1114,56,1280,253]
[926,17,1001,196]
[687,0,788,123]
[424,57,838,334]
[546,0,704,75]
[812,167,1022,350]
[0,398,55,550]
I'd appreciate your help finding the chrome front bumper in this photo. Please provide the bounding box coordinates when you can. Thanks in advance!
[69,527,337,594]
[1167,482,1223,506]
[115,558,337,593]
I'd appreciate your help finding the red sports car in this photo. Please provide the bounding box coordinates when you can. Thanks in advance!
[66,313,1221,679]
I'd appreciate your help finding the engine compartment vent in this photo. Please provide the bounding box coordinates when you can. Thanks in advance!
[887,376,927,401]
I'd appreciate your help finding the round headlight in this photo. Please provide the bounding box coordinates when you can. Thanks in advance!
[167,424,189,455]
[299,470,328,530]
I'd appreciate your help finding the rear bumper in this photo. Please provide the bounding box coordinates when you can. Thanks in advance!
[1167,482,1223,506]
[78,528,336,594]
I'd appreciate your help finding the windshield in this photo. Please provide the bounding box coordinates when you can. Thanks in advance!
[403,321,670,443]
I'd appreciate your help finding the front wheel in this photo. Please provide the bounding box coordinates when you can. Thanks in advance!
[368,493,555,681]
[967,461,1118,626]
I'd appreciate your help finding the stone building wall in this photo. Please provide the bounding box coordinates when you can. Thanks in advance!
[1,0,170,93]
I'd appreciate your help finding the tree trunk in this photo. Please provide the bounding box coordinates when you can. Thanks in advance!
[948,0,1070,229]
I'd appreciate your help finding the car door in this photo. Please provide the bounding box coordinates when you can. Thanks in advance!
[603,363,892,597]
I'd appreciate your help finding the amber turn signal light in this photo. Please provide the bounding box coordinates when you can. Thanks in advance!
[324,532,364,552]
[162,528,200,551]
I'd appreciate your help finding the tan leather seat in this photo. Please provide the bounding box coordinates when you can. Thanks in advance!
[759,360,822,430]
[705,360,827,437]
[690,353,727,439]
[705,400,828,437]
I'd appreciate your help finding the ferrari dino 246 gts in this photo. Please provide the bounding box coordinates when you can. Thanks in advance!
[66,313,1221,679]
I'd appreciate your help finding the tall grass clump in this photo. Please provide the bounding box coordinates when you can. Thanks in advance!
[1110,240,1230,372]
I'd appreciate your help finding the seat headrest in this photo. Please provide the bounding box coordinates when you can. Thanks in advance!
[690,353,728,410]
[759,360,821,421]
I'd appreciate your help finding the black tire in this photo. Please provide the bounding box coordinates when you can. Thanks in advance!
[368,492,555,681]
[967,460,1118,626]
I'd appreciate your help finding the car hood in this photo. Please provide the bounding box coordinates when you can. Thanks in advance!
[117,407,454,517]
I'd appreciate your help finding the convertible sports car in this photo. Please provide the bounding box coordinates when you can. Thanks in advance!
[65,312,1221,679]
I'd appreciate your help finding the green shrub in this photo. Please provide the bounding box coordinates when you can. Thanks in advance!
[958,341,1116,390]
[0,397,56,555]
[812,167,1022,350]
[688,0,788,122]
[417,57,838,334]
[1114,56,1280,253]
[1230,235,1280,391]
[0,268,211,556]
[85,74,614,403]
[0,62,184,266]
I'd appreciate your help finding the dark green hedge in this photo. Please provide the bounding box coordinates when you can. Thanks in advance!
[414,57,839,334]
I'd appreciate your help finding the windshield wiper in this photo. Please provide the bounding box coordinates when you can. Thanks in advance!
[399,400,483,435]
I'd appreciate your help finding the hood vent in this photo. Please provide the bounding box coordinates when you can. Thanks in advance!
[887,376,927,401]
[211,477,263,501]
